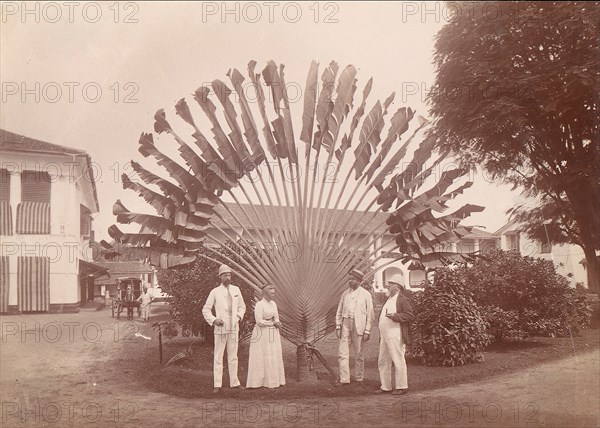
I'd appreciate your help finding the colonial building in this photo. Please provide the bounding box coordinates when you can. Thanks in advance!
[495,220,588,288]
[0,129,105,313]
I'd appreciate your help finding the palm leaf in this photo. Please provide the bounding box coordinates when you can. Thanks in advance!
[108,60,485,349]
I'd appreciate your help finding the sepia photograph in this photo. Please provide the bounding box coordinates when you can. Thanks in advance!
[1,1,598,426]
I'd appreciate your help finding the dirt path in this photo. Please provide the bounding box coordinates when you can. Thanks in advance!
[1,309,598,427]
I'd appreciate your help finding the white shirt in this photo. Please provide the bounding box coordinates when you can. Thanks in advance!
[137,292,152,307]
[254,299,280,327]
[379,294,400,333]
[342,287,360,318]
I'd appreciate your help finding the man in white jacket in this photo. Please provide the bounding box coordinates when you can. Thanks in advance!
[335,268,374,386]
[375,273,414,395]
[202,264,246,393]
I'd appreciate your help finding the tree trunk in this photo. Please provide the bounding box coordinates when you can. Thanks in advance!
[583,245,600,295]
[296,344,311,381]
[564,187,599,294]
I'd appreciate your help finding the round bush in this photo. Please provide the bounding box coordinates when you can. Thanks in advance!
[411,269,491,367]
[460,249,592,339]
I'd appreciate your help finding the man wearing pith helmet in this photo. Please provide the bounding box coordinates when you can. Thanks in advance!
[335,268,374,386]
[202,264,246,393]
[375,272,414,395]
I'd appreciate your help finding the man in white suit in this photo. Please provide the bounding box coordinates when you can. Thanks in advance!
[375,273,414,395]
[335,268,374,386]
[202,264,246,393]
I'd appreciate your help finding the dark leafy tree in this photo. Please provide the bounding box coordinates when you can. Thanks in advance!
[428,2,600,292]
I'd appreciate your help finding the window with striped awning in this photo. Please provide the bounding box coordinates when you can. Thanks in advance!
[0,170,12,235]
[18,256,50,312]
[0,256,9,313]
[21,171,51,202]
[0,169,9,201]
[17,171,51,234]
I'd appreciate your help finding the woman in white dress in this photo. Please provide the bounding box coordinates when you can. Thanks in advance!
[246,285,285,388]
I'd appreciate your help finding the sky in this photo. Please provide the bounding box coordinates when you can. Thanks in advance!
[1,1,525,240]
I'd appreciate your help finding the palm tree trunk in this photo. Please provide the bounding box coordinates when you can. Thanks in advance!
[296,344,312,381]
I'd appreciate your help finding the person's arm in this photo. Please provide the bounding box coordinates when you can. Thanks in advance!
[335,291,345,330]
[392,294,415,323]
[274,302,280,324]
[237,287,246,321]
[202,289,217,326]
[364,290,374,334]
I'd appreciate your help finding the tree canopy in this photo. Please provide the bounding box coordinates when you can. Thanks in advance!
[428,2,600,292]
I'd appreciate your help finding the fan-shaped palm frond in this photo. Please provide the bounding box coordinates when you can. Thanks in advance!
[106,61,484,361]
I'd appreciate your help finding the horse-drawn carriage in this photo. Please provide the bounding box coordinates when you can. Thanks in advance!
[109,277,142,320]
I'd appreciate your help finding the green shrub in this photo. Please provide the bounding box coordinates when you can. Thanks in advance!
[561,288,593,335]
[460,249,592,339]
[410,269,491,366]
[480,306,523,341]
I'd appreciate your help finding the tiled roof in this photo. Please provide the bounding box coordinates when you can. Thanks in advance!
[0,129,86,155]
[96,261,154,274]
[493,220,520,236]
[211,203,392,234]
[94,261,153,285]
[462,227,497,239]
[0,129,100,212]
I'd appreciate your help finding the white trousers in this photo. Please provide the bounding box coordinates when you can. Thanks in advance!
[338,318,365,383]
[213,332,240,388]
[378,328,408,390]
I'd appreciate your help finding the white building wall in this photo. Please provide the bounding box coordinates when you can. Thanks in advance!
[1,152,87,307]
[500,230,588,288]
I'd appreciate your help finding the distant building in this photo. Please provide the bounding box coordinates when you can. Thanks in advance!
[94,261,156,300]
[494,220,588,288]
[0,129,105,313]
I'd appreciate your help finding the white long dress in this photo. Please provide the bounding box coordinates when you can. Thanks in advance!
[246,299,286,388]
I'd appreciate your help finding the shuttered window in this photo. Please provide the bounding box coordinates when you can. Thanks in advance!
[80,205,91,237]
[18,256,50,312]
[21,171,51,202]
[0,170,13,235]
[0,256,9,313]
[0,169,9,201]
[17,171,51,234]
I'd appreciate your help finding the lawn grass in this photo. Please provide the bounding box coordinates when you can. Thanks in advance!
[137,307,599,400]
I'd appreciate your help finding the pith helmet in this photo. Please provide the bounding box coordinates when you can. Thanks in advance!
[218,264,232,276]
[387,272,404,286]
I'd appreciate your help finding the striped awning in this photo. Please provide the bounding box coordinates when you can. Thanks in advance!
[18,256,50,312]
[0,201,12,236]
[16,202,50,234]
[0,256,8,313]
